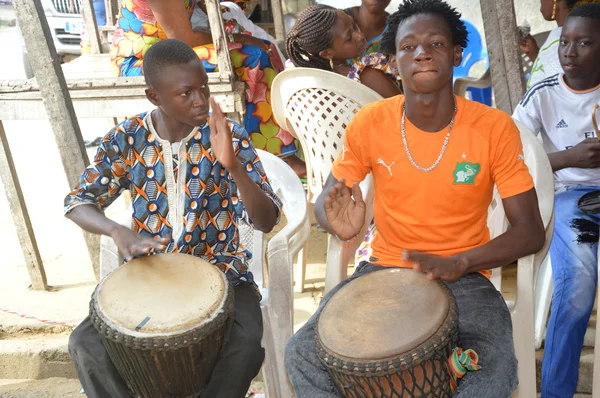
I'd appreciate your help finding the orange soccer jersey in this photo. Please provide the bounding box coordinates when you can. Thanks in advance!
[332,96,535,277]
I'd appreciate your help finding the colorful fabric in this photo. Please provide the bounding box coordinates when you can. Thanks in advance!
[109,0,298,158]
[64,112,282,286]
[447,347,482,391]
[343,7,385,64]
[347,52,398,83]
[332,96,535,277]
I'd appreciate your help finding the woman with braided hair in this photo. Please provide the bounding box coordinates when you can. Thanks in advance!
[285,4,402,98]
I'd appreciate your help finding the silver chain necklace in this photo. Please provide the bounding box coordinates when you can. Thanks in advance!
[401,98,457,172]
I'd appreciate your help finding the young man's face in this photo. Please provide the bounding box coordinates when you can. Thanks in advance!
[146,59,211,127]
[559,16,600,85]
[392,13,462,94]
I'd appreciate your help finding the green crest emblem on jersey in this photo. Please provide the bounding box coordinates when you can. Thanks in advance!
[453,162,481,184]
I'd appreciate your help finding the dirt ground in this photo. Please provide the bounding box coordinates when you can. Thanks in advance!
[0,378,265,397]
[0,378,83,398]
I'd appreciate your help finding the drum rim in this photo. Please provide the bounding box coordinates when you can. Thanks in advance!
[315,272,459,375]
[90,254,234,349]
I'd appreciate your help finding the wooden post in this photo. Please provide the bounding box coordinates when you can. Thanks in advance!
[479,0,525,114]
[0,122,47,290]
[270,0,285,41]
[81,0,102,54]
[12,0,101,280]
[104,0,120,26]
[205,0,234,82]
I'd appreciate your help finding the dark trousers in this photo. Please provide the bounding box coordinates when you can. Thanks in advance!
[69,283,264,398]
[285,262,518,398]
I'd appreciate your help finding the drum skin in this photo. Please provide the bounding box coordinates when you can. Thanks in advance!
[90,253,235,398]
[316,268,459,398]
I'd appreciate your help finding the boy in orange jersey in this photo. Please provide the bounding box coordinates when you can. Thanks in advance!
[285,0,545,396]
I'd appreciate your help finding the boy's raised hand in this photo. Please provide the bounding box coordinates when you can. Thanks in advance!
[209,97,238,170]
[324,179,366,241]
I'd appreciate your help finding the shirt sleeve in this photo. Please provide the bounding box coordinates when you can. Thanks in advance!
[331,105,373,187]
[490,114,535,199]
[230,122,282,227]
[512,91,543,135]
[64,127,129,215]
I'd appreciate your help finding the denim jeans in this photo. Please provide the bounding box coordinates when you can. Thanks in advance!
[542,185,600,398]
[69,283,264,398]
[285,262,518,397]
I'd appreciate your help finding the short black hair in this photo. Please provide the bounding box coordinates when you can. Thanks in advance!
[380,0,468,55]
[285,4,339,70]
[564,0,600,10]
[567,1,600,18]
[143,39,201,87]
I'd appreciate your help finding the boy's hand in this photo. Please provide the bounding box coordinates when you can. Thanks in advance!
[209,97,239,170]
[405,251,468,281]
[324,179,366,241]
[567,138,600,169]
[111,226,170,262]
[519,34,539,60]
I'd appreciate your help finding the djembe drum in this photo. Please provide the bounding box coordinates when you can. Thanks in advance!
[90,253,234,398]
[316,268,459,398]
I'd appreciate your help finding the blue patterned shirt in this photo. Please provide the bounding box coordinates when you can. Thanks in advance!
[64,112,282,285]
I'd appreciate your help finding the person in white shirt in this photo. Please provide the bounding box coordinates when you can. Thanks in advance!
[521,0,600,89]
[513,4,600,397]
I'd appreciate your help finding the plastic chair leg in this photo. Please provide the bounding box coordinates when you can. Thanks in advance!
[534,254,553,349]
[294,242,308,293]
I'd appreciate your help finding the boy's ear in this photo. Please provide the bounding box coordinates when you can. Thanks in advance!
[145,88,160,106]
[453,45,463,67]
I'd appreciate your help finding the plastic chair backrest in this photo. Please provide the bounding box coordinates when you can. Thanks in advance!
[487,120,555,291]
[272,68,383,202]
[454,19,488,79]
[242,149,308,295]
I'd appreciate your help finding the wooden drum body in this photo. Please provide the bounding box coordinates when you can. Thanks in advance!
[90,253,235,398]
[316,268,459,398]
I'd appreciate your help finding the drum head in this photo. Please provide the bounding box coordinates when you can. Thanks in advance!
[96,253,226,336]
[318,268,450,360]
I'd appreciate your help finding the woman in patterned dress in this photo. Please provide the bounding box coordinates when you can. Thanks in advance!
[110,0,305,175]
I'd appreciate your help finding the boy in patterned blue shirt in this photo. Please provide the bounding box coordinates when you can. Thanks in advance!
[65,39,281,398]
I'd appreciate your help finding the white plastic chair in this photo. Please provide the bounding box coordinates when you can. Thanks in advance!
[99,149,310,398]
[323,120,555,398]
[272,67,382,293]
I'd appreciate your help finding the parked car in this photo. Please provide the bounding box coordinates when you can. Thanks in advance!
[20,0,83,79]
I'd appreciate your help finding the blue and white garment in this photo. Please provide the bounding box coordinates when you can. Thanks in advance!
[513,73,600,189]
[65,111,282,287]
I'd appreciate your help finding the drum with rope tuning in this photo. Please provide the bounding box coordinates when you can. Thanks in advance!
[90,253,234,398]
[316,268,459,398]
